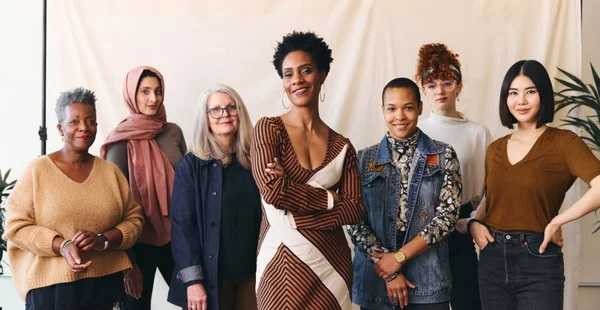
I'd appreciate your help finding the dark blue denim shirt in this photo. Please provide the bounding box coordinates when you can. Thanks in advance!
[167,153,261,310]
[352,133,453,309]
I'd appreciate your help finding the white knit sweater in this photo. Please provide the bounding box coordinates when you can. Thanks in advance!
[419,112,493,213]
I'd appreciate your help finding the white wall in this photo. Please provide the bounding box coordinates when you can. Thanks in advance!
[0,1,44,309]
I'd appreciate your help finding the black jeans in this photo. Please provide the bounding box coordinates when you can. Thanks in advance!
[126,242,175,310]
[478,229,564,310]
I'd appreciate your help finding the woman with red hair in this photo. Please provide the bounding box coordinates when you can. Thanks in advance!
[416,43,491,310]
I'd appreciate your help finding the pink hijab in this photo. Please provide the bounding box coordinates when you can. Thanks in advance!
[100,66,174,221]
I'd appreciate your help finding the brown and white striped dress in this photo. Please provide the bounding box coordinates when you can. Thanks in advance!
[251,116,364,310]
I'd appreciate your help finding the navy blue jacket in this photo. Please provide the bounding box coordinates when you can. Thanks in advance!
[167,153,261,309]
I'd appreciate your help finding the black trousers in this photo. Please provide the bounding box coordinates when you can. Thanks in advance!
[125,242,175,310]
[26,272,125,310]
[361,302,449,310]
[448,230,482,310]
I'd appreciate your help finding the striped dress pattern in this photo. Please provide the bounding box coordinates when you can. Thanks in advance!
[251,117,364,310]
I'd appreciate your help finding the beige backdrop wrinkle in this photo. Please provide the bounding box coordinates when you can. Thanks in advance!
[0,0,583,309]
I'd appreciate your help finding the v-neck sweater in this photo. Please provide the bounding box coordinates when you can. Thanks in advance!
[3,156,143,300]
[485,127,600,232]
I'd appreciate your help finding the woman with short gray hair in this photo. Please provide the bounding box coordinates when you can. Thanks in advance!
[3,87,143,309]
[168,84,261,310]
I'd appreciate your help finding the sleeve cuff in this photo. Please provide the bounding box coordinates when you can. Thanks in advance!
[307,181,334,210]
[325,190,334,210]
[185,280,203,287]
[419,231,435,247]
[41,232,62,257]
[177,265,204,283]
[115,222,136,249]
[469,210,478,219]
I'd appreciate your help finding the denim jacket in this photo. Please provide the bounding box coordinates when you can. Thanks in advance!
[352,133,454,308]
[167,153,261,310]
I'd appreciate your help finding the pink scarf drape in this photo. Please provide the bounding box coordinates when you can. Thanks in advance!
[100,66,174,223]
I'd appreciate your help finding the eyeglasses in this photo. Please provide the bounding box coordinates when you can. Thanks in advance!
[207,104,238,119]
[423,80,456,94]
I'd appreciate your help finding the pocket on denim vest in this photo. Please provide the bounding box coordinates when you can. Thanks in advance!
[422,163,442,178]
[362,175,386,211]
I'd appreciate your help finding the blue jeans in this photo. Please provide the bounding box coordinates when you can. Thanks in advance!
[478,229,564,310]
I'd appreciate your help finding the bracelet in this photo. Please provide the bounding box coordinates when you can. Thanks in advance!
[467,218,485,235]
[60,239,73,256]
[386,272,400,283]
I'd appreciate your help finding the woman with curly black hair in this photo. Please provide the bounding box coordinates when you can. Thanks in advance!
[250,31,364,310]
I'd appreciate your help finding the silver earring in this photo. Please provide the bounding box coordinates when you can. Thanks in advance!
[319,84,326,102]
[281,90,290,109]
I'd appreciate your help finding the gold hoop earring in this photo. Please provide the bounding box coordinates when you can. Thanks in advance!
[281,90,290,109]
[319,84,326,102]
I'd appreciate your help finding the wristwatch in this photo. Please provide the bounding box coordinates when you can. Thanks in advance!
[97,233,109,251]
[394,250,407,264]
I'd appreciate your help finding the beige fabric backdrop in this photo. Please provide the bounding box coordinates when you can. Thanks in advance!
[0,0,583,309]
[46,0,581,153]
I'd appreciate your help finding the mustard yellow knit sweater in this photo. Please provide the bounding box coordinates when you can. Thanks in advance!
[2,156,144,300]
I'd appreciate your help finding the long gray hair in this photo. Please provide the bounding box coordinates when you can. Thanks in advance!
[190,84,252,169]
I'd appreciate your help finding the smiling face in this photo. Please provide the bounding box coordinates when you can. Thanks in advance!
[57,102,97,152]
[281,50,326,108]
[506,74,541,126]
[135,76,163,116]
[382,87,423,140]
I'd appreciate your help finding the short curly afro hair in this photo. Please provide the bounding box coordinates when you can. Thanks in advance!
[415,43,461,85]
[272,31,333,78]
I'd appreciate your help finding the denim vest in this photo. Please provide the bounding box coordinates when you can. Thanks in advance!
[352,132,451,309]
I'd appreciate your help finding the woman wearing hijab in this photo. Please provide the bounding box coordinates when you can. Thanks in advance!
[101,66,187,310]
